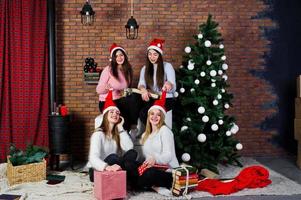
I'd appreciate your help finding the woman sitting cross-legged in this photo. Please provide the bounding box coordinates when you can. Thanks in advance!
[86,89,138,188]
[137,90,180,196]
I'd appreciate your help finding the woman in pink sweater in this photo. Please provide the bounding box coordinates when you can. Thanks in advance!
[96,43,139,131]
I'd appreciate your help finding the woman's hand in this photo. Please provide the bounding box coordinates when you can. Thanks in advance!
[105,164,121,171]
[162,81,173,92]
[117,116,125,132]
[143,157,156,168]
[141,88,150,101]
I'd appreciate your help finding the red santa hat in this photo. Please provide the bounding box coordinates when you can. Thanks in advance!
[109,43,126,58]
[147,38,165,55]
[148,90,167,116]
[95,89,119,128]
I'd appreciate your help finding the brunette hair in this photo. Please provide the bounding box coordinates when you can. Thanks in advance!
[99,112,121,150]
[140,109,165,145]
[144,49,164,91]
[111,49,133,87]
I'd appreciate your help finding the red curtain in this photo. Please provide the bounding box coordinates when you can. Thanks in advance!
[0,0,48,162]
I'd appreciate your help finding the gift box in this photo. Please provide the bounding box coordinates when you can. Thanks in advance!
[94,170,126,200]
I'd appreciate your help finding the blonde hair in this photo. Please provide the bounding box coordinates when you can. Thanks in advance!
[99,112,121,150]
[141,109,165,144]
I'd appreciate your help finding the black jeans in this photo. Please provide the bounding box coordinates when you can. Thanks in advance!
[89,149,138,185]
[99,93,141,131]
[136,167,173,190]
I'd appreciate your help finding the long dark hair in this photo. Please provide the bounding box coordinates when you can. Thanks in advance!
[111,49,133,87]
[145,49,164,91]
[99,112,121,150]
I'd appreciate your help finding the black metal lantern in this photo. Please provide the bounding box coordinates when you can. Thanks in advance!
[125,0,139,39]
[80,0,95,25]
[125,16,139,40]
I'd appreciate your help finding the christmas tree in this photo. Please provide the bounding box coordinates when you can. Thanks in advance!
[173,14,242,173]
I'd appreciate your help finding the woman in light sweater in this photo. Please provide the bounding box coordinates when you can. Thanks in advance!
[138,91,179,196]
[96,43,139,132]
[138,38,176,125]
[87,90,138,185]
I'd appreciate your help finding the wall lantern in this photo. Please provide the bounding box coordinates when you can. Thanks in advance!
[80,0,95,25]
[125,0,139,39]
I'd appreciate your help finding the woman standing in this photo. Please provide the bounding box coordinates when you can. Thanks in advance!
[138,91,179,196]
[87,90,138,186]
[96,43,139,132]
[138,38,176,125]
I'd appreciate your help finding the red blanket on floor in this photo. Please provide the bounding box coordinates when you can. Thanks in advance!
[196,165,272,195]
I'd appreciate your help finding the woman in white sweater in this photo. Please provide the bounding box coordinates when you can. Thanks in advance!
[138,91,179,196]
[87,90,137,183]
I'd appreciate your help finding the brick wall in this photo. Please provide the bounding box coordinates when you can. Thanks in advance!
[55,0,285,160]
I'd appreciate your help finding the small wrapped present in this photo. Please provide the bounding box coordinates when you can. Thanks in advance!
[94,170,126,200]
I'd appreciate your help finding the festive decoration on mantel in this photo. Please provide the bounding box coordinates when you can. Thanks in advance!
[173,14,242,173]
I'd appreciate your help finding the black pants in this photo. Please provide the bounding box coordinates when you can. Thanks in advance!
[135,167,173,190]
[139,98,175,125]
[99,93,141,131]
[89,149,138,186]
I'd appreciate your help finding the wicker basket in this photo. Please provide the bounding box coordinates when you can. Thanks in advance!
[7,157,46,186]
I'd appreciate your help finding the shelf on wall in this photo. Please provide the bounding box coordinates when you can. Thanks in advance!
[84,72,99,85]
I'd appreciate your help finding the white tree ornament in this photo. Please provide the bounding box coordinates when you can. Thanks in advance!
[211,83,216,87]
[219,44,224,49]
[217,94,222,99]
[205,40,211,47]
[200,72,206,77]
[198,33,203,39]
[222,63,228,70]
[231,124,239,134]
[180,88,185,93]
[181,153,191,162]
[194,79,200,85]
[206,60,212,66]
[218,70,223,75]
[236,143,243,150]
[210,70,217,77]
[222,75,228,81]
[181,126,188,132]
[186,117,191,121]
[198,106,205,114]
[221,88,226,93]
[213,99,218,105]
[190,88,195,93]
[185,46,191,53]
[218,119,224,125]
[226,131,232,136]
[221,55,226,60]
[202,115,209,122]
[179,65,184,69]
[197,133,206,142]
[224,103,230,109]
[187,60,195,70]
[174,91,179,98]
[211,124,218,131]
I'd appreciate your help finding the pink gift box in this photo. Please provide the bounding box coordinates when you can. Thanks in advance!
[94,170,127,200]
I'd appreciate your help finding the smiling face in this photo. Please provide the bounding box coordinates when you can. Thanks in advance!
[148,108,162,127]
[107,109,120,124]
[115,50,125,65]
[147,49,160,64]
